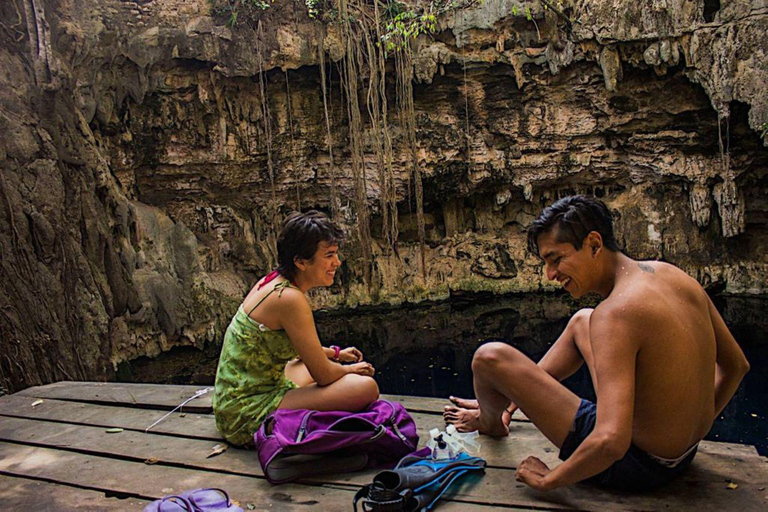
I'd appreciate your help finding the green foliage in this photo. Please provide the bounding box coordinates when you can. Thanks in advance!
[211,0,487,47]
[305,0,320,18]
[379,0,483,55]
[761,122,768,139]
[381,3,438,54]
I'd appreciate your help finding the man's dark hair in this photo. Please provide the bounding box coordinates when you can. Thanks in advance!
[277,210,344,279]
[527,195,621,255]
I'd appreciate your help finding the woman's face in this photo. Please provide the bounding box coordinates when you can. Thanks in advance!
[298,241,341,288]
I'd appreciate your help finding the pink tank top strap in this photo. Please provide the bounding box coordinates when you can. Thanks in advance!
[248,271,298,317]
[257,270,282,290]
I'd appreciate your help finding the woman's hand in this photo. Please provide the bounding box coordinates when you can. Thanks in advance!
[339,346,363,363]
[346,361,375,377]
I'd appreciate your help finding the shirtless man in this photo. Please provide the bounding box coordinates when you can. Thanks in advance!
[444,195,750,491]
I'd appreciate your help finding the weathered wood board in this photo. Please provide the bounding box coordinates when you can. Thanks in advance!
[1,382,766,511]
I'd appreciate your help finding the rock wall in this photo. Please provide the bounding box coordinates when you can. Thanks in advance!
[0,0,766,392]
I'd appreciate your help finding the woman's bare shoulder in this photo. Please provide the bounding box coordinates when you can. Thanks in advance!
[271,284,311,312]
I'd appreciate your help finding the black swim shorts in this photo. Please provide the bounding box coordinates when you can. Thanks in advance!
[559,399,698,491]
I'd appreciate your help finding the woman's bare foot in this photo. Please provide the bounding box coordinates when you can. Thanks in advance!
[449,396,479,409]
[443,405,510,436]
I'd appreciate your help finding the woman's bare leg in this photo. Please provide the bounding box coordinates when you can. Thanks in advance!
[284,359,315,387]
[278,373,380,411]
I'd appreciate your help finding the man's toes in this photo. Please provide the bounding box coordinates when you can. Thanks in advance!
[451,397,479,409]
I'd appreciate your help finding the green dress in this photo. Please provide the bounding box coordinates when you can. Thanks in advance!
[213,280,299,446]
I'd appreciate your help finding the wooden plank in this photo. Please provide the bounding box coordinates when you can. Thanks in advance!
[1,393,758,469]
[0,396,557,468]
[16,381,214,412]
[0,474,150,511]
[382,393,530,421]
[0,418,567,510]
[0,414,558,477]
[1,416,766,511]
[15,381,530,420]
[9,383,766,510]
[0,395,221,440]
[0,443,513,511]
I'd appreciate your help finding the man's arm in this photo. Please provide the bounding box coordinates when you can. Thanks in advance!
[707,295,750,418]
[537,308,593,381]
[537,308,638,490]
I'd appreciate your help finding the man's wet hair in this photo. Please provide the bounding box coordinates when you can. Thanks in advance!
[527,195,621,256]
[277,210,344,279]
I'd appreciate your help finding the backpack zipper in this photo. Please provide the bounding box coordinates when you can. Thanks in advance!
[295,411,313,443]
[382,400,413,447]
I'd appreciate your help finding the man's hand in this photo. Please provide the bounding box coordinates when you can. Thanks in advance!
[339,346,363,363]
[515,456,554,491]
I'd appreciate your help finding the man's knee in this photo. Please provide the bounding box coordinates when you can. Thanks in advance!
[472,341,522,373]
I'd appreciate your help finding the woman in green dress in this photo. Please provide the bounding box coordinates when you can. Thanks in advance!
[213,211,379,446]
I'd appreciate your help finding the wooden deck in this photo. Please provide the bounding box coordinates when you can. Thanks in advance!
[0,382,765,511]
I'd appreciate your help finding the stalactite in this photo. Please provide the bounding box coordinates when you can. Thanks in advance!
[339,0,373,289]
[367,2,398,256]
[395,46,426,280]
[319,27,338,218]
[462,55,471,176]
[256,20,278,257]
[284,69,301,211]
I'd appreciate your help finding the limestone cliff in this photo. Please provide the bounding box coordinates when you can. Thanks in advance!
[0,0,766,392]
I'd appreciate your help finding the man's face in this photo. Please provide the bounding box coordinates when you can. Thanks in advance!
[300,241,341,287]
[537,229,595,298]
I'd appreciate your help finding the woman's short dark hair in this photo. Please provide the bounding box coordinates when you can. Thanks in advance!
[277,210,344,279]
[527,195,621,255]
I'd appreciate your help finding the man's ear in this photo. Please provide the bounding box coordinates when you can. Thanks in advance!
[587,231,603,257]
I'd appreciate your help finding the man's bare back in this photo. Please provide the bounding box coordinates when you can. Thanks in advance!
[591,260,716,458]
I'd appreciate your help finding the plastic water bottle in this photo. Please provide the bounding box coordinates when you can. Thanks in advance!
[431,434,455,460]
[428,428,455,460]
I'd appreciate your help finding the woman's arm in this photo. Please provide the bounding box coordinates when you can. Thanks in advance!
[280,291,352,386]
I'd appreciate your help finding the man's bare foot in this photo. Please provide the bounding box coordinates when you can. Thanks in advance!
[449,396,479,409]
[443,405,480,432]
[443,405,510,436]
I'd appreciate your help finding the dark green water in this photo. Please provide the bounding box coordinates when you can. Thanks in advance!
[122,292,768,455]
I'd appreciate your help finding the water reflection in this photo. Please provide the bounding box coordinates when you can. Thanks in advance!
[315,292,587,401]
[315,293,767,455]
[122,292,766,455]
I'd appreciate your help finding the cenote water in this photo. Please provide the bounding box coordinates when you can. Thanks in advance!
[122,292,767,456]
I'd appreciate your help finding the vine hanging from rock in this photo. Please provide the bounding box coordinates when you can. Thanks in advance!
[216,0,487,287]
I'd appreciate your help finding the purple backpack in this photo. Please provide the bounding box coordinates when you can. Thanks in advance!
[254,400,419,484]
